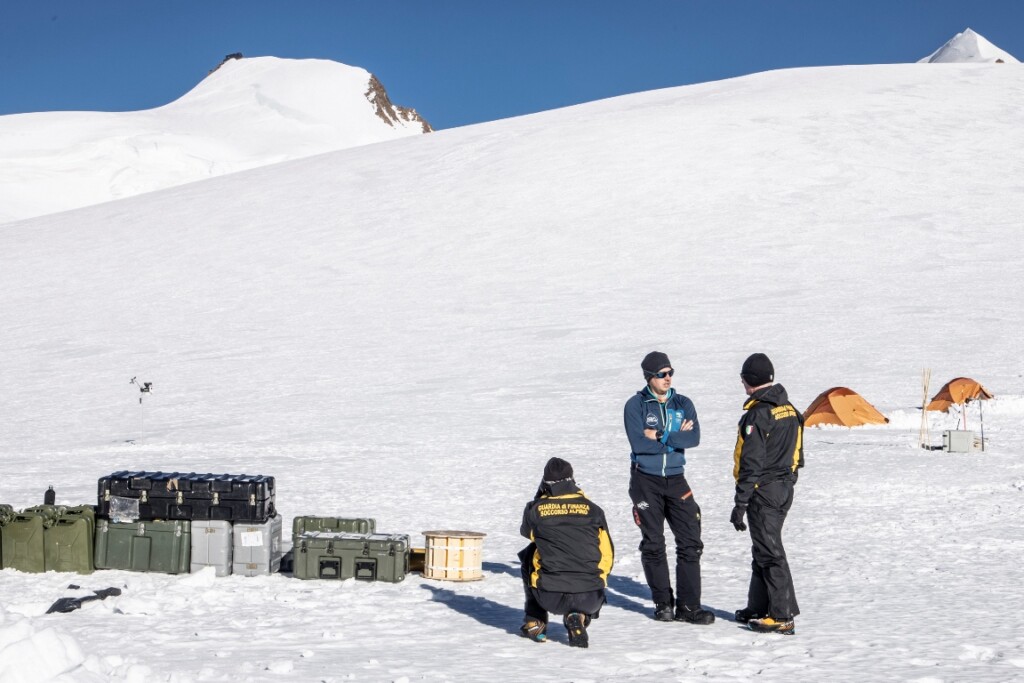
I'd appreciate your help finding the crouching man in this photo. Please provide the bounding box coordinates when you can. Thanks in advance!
[518,457,615,648]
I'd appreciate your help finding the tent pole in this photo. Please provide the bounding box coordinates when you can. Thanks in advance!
[919,368,931,449]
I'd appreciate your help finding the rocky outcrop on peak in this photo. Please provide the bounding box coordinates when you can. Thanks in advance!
[209,52,245,75]
[365,74,433,133]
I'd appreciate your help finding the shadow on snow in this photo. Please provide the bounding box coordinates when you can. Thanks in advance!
[426,561,723,630]
[420,583,522,636]
[481,562,653,619]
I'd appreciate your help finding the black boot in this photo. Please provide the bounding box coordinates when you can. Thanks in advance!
[748,616,795,635]
[734,607,764,624]
[520,619,548,642]
[653,603,675,622]
[675,604,715,625]
[564,612,589,648]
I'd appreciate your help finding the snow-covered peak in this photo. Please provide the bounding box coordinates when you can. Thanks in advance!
[169,55,431,134]
[0,55,431,223]
[918,28,1019,63]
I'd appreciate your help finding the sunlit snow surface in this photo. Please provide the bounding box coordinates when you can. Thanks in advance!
[2,62,1024,681]
[0,57,426,224]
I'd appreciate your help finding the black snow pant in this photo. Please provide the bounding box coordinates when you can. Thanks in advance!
[628,469,704,608]
[746,478,800,619]
[518,544,605,624]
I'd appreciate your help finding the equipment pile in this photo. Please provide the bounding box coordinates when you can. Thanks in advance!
[0,471,411,583]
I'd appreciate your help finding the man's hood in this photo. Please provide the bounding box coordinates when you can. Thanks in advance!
[537,479,583,499]
[744,383,790,409]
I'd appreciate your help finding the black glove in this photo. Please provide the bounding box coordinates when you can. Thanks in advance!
[730,504,747,532]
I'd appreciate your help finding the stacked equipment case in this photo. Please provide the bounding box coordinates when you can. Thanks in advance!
[98,471,275,523]
[95,519,191,574]
[291,517,408,583]
[232,515,283,577]
[292,516,375,538]
[293,532,410,582]
[96,471,278,576]
[3,476,419,587]
[190,520,234,576]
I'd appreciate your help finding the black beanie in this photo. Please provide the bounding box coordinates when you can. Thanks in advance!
[741,353,774,387]
[542,457,574,483]
[641,351,672,378]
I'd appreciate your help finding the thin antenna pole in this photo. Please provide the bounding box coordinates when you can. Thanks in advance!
[979,399,986,452]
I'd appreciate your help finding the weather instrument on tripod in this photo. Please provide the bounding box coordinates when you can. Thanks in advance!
[129,377,153,443]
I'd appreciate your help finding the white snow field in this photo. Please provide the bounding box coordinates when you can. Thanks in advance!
[0,56,428,225]
[2,58,1024,681]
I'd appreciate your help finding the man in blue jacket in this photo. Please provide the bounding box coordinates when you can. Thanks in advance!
[623,351,714,624]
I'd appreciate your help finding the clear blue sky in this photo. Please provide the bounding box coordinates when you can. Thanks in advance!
[1,1,1021,130]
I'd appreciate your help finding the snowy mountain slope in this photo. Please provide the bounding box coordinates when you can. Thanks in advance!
[1,62,1024,681]
[919,27,1020,63]
[0,56,429,224]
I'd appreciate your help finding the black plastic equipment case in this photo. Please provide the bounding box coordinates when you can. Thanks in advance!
[97,471,275,523]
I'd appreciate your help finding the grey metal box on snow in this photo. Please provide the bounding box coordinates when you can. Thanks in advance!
[942,429,979,453]
[232,514,282,576]
[190,520,233,576]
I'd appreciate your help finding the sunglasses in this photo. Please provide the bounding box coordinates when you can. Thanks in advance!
[651,369,675,379]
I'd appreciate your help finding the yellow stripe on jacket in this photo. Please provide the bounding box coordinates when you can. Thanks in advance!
[597,528,614,585]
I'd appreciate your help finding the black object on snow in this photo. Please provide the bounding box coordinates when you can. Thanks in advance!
[46,587,122,615]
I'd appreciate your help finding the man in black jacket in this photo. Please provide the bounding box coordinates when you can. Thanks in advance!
[519,457,614,648]
[730,353,803,635]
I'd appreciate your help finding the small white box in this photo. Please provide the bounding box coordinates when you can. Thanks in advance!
[942,430,979,453]
[232,514,282,576]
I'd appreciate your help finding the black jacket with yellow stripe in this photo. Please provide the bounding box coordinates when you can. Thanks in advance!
[520,480,614,594]
[733,383,804,507]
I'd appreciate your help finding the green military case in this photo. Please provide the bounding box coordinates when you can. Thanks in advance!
[94,519,191,574]
[45,505,96,574]
[1,511,53,572]
[291,516,376,543]
[293,532,409,583]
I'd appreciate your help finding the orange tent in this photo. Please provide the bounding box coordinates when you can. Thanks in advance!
[803,387,889,427]
[925,377,993,412]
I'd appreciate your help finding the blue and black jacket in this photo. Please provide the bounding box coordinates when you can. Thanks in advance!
[624,387,700,477]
